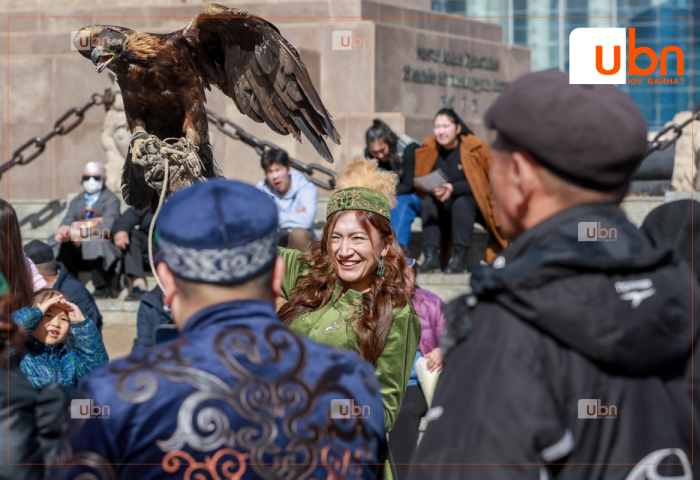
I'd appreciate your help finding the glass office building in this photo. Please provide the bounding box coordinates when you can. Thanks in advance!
[431,0,698,130]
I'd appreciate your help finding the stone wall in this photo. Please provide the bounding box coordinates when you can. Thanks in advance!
[1,0,530,202]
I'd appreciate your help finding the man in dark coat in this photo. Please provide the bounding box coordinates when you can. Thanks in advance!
[131,252,174,353]
[24,240,103,332]
[641,199,700,280]
[50,162,122,299]
[49,180,388,480]
[409,70,699,480]
[112,206,156,301]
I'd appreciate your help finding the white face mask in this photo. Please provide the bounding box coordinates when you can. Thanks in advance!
[83,179,104,195]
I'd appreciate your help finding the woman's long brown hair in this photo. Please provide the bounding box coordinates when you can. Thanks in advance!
[278,210,411,366]
[0,200,33,312]
[0,296,24,359]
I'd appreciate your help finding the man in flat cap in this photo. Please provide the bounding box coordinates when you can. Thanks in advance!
[49,180,387,480]
[410,70,698,479]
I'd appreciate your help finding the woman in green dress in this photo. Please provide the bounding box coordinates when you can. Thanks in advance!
[277,158,422,433]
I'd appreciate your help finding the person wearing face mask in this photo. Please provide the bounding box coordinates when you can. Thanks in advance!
[52,162,122,299]
[276,157,422,479]
[414,108,507,274]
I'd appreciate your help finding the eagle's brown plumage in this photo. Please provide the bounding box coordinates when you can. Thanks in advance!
[74,4,340,211]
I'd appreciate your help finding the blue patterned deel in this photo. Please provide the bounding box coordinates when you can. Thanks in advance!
[48,300,387,480]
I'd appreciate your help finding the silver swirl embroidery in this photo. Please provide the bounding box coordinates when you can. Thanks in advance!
[160,229,277,283]
[110,324,379,480]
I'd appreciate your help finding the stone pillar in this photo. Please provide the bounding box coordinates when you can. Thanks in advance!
[589,0,613,28]
[527,0,552,72]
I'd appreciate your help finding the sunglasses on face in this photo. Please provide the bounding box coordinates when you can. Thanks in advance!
[82,175,102,182]
[406,257,416,268]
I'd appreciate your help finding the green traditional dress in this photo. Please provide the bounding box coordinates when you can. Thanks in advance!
[278,246,421,431]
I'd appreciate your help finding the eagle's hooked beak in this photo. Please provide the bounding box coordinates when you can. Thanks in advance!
[91,47,115,73]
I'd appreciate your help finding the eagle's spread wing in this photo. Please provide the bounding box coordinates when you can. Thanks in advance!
[182,4,340,163]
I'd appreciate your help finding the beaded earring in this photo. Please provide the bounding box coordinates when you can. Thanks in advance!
[376,256,386,276]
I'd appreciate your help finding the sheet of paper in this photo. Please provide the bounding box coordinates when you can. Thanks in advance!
[414,169,449,191]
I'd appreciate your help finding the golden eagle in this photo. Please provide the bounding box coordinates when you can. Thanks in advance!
[74,3,340,211]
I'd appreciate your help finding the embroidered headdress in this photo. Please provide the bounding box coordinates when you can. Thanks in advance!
[326,157,398,221]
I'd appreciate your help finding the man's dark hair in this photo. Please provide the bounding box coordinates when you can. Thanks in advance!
[173,263,275,301]
[36,260,58,276]
[260,149,290,170]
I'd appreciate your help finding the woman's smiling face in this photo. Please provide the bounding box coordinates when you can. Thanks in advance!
[330,211,390,293]
[32,305,70,345]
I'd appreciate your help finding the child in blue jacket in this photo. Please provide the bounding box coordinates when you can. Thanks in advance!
[12,289,108,397]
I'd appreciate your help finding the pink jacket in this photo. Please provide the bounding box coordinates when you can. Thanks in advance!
[413,286,447,355]
[24,253,48,291]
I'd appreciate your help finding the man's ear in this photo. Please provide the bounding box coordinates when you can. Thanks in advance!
[271,256,286,300]
[512,151,540,200]
[157,263,177,306]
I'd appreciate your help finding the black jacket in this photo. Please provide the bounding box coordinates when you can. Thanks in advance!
[53,262,102,332]
[131,286,174,353]
[0,367,68,480]
[410,203,699,480]
[112,207,153,235]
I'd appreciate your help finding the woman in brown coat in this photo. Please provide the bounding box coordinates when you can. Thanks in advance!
[414,108,507,273]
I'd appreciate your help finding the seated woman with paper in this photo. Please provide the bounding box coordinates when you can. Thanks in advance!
[413,108,507,273]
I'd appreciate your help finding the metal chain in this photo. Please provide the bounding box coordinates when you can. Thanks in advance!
[13,95,688,185]
[206,109,337,190]
[643,103,700,160]
[0,91,109,178]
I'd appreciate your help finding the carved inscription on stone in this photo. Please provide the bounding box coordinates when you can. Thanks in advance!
[404,46,508,92]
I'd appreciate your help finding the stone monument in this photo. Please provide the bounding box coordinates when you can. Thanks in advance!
[101,72,130,194]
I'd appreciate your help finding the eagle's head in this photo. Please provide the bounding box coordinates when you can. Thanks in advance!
[73,26,129,73]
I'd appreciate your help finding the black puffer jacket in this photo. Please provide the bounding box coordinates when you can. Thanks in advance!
[410,202,699,480]
[0,367,68,480]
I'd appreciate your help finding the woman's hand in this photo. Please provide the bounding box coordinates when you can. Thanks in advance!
[57,298,85,323]
[425,347,443,372]
[37,294,64,314]
[432,183,453,202]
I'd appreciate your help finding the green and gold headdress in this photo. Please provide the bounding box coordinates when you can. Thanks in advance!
[326,157,398,221]
[327,187,391,220]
